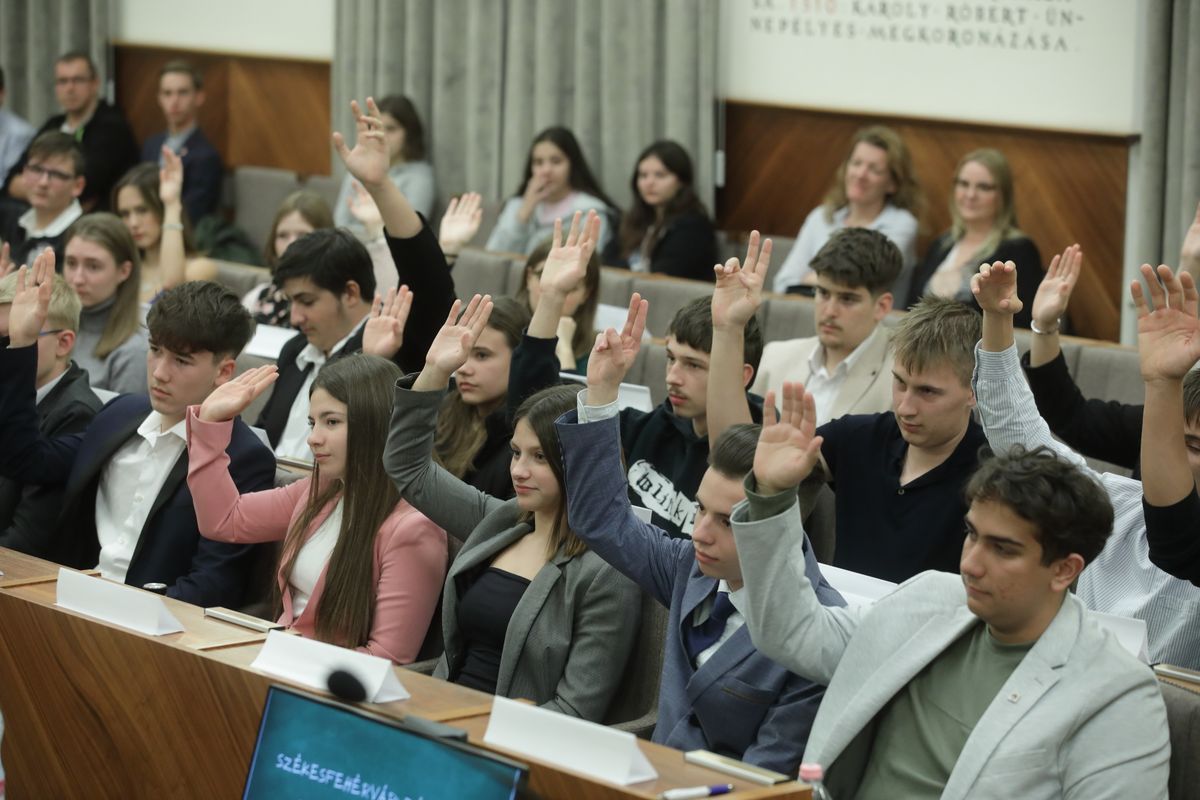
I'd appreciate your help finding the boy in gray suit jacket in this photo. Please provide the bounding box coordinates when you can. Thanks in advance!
[731,381,1169,799]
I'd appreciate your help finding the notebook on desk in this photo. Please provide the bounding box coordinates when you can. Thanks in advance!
[243,685,526,799]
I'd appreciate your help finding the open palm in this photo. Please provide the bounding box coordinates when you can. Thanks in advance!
[542,211,599,295]
[425,294,493,374]
[1133,264,1200,382]
[199,366,279,422]
[438,193,483,253]
[753,383,824,493]
[333,98,390,187]
[1031,245,1081,328]
[363,286,413,358]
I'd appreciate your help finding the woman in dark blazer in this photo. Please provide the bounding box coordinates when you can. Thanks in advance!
[384,295,640,721]
[612,140,716,282]
[907,148,1042,329]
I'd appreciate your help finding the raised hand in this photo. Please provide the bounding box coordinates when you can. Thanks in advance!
[347,181,384,233]
[158,146,184,209]
[7,250,55,347]
[542,211,599,297]
[970,260,1023,316]
[0,242,13,278]
[362,285,414,358]
[1132,264,1200,383]
[438,192,484,255]
[712,230,771,329]
[198,365,279,423]
[586,292,648,405]
[1031,245,1081,331]
[419,294,493,384]
[332,98,390,188]
[753,382,824,495]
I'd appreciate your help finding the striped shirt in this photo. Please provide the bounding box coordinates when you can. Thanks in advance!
[973,343,1200,669]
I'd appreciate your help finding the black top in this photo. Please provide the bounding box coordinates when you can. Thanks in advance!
[1021,349,1142,476]
[141,127,224,223]
[462,404,515,501]
[1143,493,1200,587]
[455,567,531,693]
[907,232,1043,330]
[0,207,69,271]
[817,412,988,582]
[612,211,717,282]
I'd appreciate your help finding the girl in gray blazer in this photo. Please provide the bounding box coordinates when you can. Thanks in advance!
[383,294,640,721]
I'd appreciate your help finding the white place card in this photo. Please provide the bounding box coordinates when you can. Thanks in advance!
[1088,610,1150,663]
[250,629,410,702]
[243,323,296,360]
[558,372,655,413]
[818,564,897,608]
[55,568,184,636]
[484,696,657,786]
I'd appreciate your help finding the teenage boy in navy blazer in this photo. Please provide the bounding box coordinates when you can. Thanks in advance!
[0,254,274,607]
[255,98,455,457]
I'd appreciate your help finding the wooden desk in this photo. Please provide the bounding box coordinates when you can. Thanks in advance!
[0,547,75,587]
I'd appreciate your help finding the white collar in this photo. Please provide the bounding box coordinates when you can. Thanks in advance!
[18,200,83,238]
[809,323,882,377]
[137,411,188,444]
[295,316,368,372]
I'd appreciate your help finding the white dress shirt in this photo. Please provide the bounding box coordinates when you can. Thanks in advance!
[275,319,366,460]
[288,498,344,617]
[94,412,188,583]
[805,325,881,426]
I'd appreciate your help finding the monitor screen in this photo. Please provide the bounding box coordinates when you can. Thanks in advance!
[243,686,525,800]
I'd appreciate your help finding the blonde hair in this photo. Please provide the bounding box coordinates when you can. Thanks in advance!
[949,148,1024,262]
[0,273,82,332]
[823,125,924,222]
[64,213,142,359]
[890,295,981,387]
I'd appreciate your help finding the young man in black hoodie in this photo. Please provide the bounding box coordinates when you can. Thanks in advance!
[507,212,764,537]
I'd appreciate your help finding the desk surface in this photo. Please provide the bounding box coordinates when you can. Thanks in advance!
[0,547,69,587]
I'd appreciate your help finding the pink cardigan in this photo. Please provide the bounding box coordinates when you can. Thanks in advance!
[185,408,447,663]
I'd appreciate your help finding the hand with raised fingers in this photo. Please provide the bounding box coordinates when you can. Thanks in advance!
[970,260,1023,316]
[363,285,414,358]
[1181,201,1200,278]
[586,292,648,403]
[712,230,771,330]
[159,146,184,209]
[1131,263,1200,383]
[753,382,825,495]
[0,242,13,278]
[518,175,552,222]
[424,294,494,377]
[1031,244,1081,331]
[541,211,599,298]
[7,249,55,348]
[438,192,484,256]
[199,365,280,423]
[347,181,384,234]
[332,98,390,188]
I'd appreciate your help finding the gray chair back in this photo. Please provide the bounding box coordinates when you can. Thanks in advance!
[233,166,303,253]
[1160,678,1200,800]
[605,591,669,738]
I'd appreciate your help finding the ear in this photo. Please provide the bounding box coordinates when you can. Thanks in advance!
[116,260,133,283]
[874,291,894,320]
[341,280,363,305]
[1050,553,1085,592]
[55,329,76,359]
[965,385,977,410]
[71,176,85,199]
[212,355,237,387]
[741,362,754,390]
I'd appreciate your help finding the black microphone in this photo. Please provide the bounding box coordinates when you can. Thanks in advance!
[327,669,367,703]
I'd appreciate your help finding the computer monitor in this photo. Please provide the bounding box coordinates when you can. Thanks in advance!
[243,685,526,799]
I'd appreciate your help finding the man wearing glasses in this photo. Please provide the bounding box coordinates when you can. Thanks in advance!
[0,132,84,267]
[3,51,138,212]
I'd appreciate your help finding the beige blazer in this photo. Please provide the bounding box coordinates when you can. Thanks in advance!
[752,325,893,422]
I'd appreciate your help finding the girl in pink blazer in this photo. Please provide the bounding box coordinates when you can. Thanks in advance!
[186,353,447,663]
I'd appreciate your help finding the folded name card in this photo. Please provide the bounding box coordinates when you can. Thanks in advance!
[1088,610,1149,663]
[55,567,184,636]
[250,629,410,703]
[484,696,657,786]
[819,564,897,608]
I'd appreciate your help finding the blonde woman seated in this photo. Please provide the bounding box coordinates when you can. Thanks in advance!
[385,294,640,718]
[187,345,447,664]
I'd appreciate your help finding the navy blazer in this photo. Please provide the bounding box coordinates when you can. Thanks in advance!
[0,343,275,607]
[557,410,844,774]
[141,127,224,223]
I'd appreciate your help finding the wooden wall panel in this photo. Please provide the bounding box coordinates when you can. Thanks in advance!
[114,44,330,177]
[717,103,1133,341]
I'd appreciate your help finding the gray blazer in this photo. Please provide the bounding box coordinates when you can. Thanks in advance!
[731,492,1170,800]
[383,382,641,720]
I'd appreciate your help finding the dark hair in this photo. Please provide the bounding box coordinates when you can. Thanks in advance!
[27,132,85,177]
[515,237,600,360]
[965,445,1113,565]
[667,295,764,373]
[278,354,403,647]
[709,423,760,480]
[376,94,426,162]
[617,140,708,259]
[810,228,903,296]
[158,59,203,90]
[0,66,5,91]
[434,296,531,478]
[512,384,587,559]
[891,295,981,387]
[514,127,617,210]
[111,163,196,253]
[264,190,335,269]
[273,228,376,300]
[56,51,97,79]
[145,280,255,357]
[1184,371,1200,428]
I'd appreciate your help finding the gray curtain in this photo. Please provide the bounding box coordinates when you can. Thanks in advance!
[0,0,109,124]
[333,0,718,210]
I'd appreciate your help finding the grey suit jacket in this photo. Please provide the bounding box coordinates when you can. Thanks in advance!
[751,325,893,422]
[731,491,1170,800]
[383,381,640,721]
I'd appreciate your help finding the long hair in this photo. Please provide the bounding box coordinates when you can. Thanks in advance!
[617,140,708,260]
[433,296,530,478]
[514,238,599,360]
[111,163,197,254]
[513,127,617,210]
[375,94,426,162]
[64,213,142,360]
[264,190,335,270]
[512,384,589,559]
[276,354,403,647]
[822,125,923,222]
[948,148,1024,262]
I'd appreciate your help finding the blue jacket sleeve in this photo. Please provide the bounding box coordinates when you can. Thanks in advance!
[0,344,84,485]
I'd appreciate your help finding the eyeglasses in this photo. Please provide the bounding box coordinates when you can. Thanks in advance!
[55,75,92,86]
[24,164,75,183]
[38,329,65,338]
